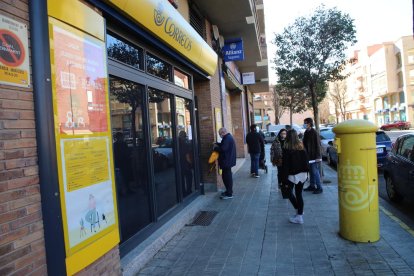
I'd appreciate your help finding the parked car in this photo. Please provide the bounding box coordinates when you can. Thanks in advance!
[319,127,335,159]
[380,121,411,131]
[267,124,304,139]
[263,131,277,144]
[383,133,414,202]
[326,131,392,168]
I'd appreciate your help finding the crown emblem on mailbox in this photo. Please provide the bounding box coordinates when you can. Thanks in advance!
[339,160,365,185]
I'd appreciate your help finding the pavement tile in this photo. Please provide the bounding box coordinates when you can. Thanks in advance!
[136,157,414,276]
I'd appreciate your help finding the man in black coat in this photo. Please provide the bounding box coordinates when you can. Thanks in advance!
[302,118,323,194]
[217,127,236,199]
[246,124,264,178]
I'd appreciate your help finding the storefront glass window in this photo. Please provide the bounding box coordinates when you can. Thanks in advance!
[174,69,190,89]
[148,87,177,216]
[146,53,171,81]
[109,76,151,242]
[107,34,143,70]
[176,97,196,198]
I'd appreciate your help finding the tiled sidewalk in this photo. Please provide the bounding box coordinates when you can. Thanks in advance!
[137,160,414,275]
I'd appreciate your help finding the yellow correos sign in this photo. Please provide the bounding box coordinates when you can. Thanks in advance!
[107,0,217,76]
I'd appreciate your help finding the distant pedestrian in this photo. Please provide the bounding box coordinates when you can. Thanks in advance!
[303,117,323,194]
[270,128,287,188]
[246,124,265,178]
[216,127,237,199]
[281,129,309,224]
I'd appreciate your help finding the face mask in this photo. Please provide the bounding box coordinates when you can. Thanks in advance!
[303,124,307,129]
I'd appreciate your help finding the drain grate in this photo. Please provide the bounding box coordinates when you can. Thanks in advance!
[187,211,218,226]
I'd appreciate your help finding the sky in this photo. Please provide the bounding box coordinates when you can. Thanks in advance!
[263,0,413,84]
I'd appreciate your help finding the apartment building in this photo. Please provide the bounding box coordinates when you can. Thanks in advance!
[0,0,268,275]
[328,36,414,127]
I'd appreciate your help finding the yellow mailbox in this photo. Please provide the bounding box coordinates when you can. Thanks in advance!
[332,120,379,242]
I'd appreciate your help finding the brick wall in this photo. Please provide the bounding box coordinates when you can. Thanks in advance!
[194,57,223,189]
[0,1,48,275]
[230,93,248,158]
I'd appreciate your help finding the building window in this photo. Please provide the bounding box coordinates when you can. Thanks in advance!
[148,87,177,217]
[399,91,405,103]
[176,97,196,198]
[107,33,143,70]
[189,3,205,39]
[146,53,171,81]
[398,72,404,88]
[174,68,191,89]
[409,70,414,85]
[408,49,414,64]
[396,52,402,69]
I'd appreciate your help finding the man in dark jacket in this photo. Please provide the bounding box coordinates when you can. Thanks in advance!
[246,124,264,178]
[302,118,323,194]
[217,127,236,199]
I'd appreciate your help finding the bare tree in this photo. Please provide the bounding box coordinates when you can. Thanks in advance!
[318,98,331,124]
[272,86,286,124]
[329,81,350,122]
[276,84,309,125]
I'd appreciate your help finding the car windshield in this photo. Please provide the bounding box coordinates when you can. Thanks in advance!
[376,132,391,142]
[320,129,335,139]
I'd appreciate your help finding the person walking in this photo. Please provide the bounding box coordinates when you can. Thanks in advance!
[281,129,309,224]
[302,117,323,194]
[246,124,264,178]
[270,128,287,188]
[217,127,237,199]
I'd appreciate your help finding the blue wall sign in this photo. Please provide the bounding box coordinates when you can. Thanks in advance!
[222,39,244,62]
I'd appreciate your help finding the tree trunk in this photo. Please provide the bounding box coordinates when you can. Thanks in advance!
[309,83,320,132]
[290,108,293,125]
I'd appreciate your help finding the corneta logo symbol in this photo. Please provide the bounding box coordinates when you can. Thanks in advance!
[154,3,165,26]
[153,1,192,51]
[230,43,237,50]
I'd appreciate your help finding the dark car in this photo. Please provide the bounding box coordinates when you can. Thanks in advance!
[326,131,392,168]
[380,121,411,131]
[383,134,414,202]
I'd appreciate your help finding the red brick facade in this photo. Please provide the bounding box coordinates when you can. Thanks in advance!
[0,1,49,275]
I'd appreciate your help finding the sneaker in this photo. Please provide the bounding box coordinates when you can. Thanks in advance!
[221,195,233,200]
[313,189,323,194]
[304,186,316,192]
[289,215,304,224]
[253,174,260,178]
[221,191,227,196]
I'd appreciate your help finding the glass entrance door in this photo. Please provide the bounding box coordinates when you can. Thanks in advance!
[109,76,151,242]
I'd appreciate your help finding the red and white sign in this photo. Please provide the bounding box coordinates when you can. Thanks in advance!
[0,15,30,87]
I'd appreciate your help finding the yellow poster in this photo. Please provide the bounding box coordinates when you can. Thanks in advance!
[64,139,109,192]
[61,137,116,249]
[48,15,119,275]
[0,14,30,87]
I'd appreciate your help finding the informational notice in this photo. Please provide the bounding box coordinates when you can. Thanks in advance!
[61,137,115,248]
[0,14,30,87]
[52,23,108,135]
[49,18,118,263]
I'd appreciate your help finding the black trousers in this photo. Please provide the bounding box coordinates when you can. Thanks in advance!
[221,167,233,196]
[288,181,304,215]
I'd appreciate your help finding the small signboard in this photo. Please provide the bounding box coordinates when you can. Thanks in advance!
[242,72,255,85]
[0,14,30,87]
[222,39,244,62]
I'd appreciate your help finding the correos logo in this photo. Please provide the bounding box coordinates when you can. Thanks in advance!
[154,2,192,51]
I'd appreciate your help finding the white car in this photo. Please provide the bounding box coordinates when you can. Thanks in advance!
[319,127,335,159]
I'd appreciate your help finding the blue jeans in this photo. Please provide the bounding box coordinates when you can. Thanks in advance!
[309,162,322,190]
[250,153,260,175]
